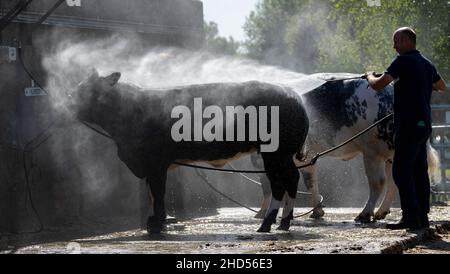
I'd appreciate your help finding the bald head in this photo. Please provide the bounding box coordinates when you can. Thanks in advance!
[394,27,416,44]
[393,27,417,54]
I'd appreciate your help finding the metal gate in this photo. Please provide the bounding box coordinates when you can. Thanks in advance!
[430,85,450,204]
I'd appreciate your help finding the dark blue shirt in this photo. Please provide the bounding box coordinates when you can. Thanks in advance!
[385,50,441,131]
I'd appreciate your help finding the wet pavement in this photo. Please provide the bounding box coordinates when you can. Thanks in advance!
[1,206,449,254]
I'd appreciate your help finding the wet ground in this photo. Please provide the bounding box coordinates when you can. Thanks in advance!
[1,206,449,254]
[404,221,450,254]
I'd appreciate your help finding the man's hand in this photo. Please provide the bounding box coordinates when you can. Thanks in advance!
[363,71,382,79]
[362,71,374,79]
[433,79,447,92]
[365,72,394,91]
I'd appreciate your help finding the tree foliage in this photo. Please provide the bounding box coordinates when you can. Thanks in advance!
[204,21,240,55]
[244,0,450,79]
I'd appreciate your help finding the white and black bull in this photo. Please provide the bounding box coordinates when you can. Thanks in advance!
[71,71,309,234]
[255,75,439,222]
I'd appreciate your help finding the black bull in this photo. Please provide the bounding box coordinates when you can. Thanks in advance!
[71,71,309,233]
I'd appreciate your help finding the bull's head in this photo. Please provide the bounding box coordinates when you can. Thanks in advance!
[70,69,121,122]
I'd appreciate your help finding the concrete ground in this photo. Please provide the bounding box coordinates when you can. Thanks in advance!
[1,206,449,254]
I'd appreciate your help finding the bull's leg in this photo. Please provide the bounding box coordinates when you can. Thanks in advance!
[255,174,272,219]
[258,155,299,232]
[257,156,284,232]
[277,161,300,231]
[375,160,397,220]
[355,154,386,223]
[278,192,295,231]
[300,166,324,219]
[146,168,168,234]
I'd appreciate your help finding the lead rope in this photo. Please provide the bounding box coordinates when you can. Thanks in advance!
[194,168,259,213]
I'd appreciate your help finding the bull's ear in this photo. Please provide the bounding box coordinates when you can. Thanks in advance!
[104,72,121,86]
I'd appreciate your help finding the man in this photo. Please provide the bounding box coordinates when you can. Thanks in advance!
[366,27,447,230]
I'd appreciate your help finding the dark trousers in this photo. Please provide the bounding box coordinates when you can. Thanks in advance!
[392,126,431,222]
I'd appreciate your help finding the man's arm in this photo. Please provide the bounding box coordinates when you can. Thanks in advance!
[433,78,447,92]
[366,72,394,91]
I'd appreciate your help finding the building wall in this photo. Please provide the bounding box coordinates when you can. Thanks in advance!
[0,0,204,46]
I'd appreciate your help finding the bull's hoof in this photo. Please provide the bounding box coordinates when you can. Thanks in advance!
[309,208,325,219]
[354,213,373,223]
[147,215,165,234]
[277,210,293,231]
[374,210,390,220]
[254,209,267,219]
[257,210,278,233]
[257,223,271,233]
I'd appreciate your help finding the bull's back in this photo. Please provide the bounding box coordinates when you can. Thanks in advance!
[161,81,308,156]
[163,81,304,114]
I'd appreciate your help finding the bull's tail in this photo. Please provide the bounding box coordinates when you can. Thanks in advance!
[427,140,440,182]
